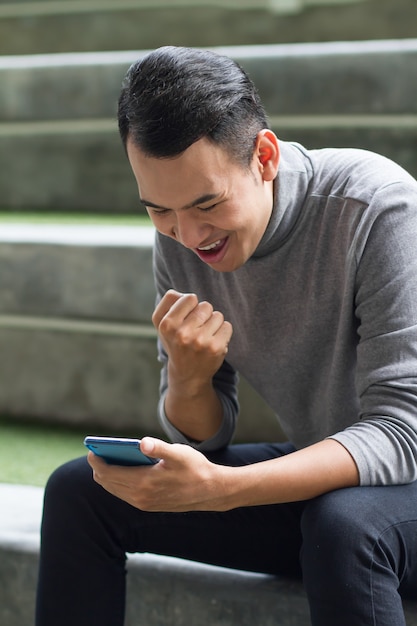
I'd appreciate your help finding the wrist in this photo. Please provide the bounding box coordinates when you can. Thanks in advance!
[167,368,214,400]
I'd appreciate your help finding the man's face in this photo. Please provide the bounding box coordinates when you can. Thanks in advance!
[127,133,278,273]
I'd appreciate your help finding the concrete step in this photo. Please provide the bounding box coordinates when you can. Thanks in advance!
[1,40,417,213]
[0,224,161,431]
[1,483,416,626]
[0,224,156,322]
[2,39,416,123]
[0,0,415,56]
[2,119,415,214]
[0,223,281,439]
[0,482,311,626]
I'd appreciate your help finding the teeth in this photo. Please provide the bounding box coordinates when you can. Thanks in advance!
[198,239,221,251]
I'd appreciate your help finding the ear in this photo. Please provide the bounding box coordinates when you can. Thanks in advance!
[254,130,280,181]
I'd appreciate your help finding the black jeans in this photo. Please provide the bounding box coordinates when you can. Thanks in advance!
[35,443,417,626]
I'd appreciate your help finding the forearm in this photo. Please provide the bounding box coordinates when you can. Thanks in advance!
[164,376,224,442]
[153,290,233,442]
[90,438,360,514]
[213,439,360,510]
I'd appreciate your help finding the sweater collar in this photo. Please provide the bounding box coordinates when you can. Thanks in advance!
[252,141,314,258]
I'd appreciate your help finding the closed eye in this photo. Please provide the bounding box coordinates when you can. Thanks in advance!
[147,207,170,216]
[198,203,218,212]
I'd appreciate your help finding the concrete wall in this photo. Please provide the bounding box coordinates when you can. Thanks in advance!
[0,0,415,55]
[0,224,283,440]
[1,39,417,213]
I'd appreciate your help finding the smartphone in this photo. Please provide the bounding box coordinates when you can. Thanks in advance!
[84,436,157,466]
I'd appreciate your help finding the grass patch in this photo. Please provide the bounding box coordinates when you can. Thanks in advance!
[0,211,152,226]
[0,418,88,487]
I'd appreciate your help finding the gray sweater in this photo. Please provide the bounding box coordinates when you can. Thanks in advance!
[153,140,417,487]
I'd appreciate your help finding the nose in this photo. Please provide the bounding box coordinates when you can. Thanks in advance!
[171,212,209,249]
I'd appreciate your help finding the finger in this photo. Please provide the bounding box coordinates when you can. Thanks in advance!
[184,300,214,327]
[87,451,113,486]
[152,289,185,328]
[192,302,231,335]
[140,436,169,458]
[199,315,233,345]
[215,319,233,345]
[140,437,185,466]
[87,450,107,470]
[153,292,199,331]
[190,315,233,357]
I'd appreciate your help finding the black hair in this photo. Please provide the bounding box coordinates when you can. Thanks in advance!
[118,46,269,167]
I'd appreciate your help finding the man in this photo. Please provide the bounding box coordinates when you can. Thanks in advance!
[36,46,417,625]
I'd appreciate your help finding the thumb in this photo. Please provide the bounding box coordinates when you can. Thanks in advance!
[140,436,172,460]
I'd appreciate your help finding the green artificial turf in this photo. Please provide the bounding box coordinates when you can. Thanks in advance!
[0,419,88,487]
[0,211,151,226]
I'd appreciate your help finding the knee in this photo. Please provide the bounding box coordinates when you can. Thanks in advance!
[300,488,376,577]
[300,489,406,624]
[43,456,94,518]
[302,487,368,542]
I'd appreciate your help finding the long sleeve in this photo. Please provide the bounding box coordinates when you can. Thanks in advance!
[329,181,417,484]
[152,233,239,450]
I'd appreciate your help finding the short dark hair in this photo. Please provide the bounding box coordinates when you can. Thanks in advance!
[118,46,269,167]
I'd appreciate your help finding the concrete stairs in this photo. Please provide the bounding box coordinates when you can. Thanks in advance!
[0,0,416,56]
[1,39,417,215]
[1,37,417,626]
[0,0,417,626]
[0,481,311,626]
[0,221,281,439]
[1,483,417,626]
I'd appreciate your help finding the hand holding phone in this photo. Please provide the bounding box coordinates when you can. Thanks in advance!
[84,436,158,466]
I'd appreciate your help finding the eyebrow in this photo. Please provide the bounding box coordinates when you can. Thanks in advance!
[140,193,220,211]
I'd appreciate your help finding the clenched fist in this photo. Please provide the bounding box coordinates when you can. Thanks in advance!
[152,289,233,392]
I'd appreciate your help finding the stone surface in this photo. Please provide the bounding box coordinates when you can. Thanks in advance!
[0,483,416,626]
[0,322,282,439]
[0,325,162,432]
[2,40,417,121]
[0,0,416,55]
[0,480,310,626]
[2,121,417,213]
[279,126,417,181]
[1,40,417,213]
[0,225,282,438]
[125,554,310,626]
[0,128,137,213]
[0,225,156,322]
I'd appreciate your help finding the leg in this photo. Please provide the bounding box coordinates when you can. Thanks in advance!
[301,483,417,626]
[35,456,131,626]
[36,442,304,626]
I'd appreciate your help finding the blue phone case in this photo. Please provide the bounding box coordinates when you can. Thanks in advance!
[84,436,157,466]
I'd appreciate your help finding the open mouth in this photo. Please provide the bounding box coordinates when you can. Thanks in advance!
[195,237,228,263]
[198,239,223,252]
